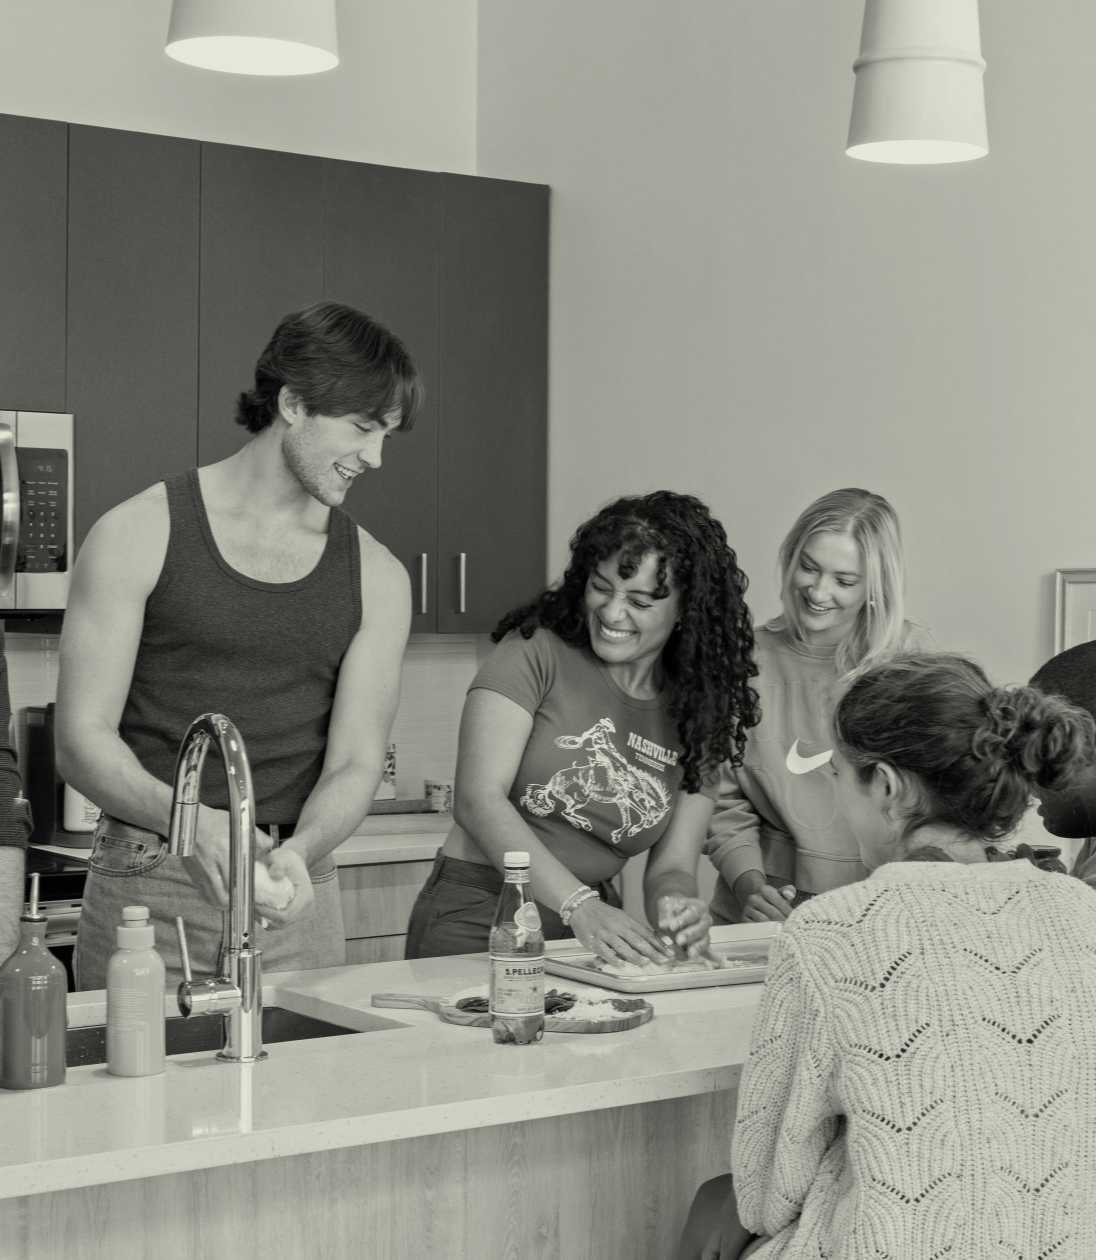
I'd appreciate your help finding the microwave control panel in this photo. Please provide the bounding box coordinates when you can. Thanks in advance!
[16,447,69,573]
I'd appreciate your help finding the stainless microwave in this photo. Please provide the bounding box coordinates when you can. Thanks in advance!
[0,410,74,611]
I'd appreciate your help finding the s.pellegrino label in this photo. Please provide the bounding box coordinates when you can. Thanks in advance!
[488,859,545,1045]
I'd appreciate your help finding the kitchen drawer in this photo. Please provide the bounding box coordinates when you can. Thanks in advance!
[346,934,407,965]
[339,859,433,938]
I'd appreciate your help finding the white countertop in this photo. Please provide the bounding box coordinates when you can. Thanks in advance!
[0,927,773,1200]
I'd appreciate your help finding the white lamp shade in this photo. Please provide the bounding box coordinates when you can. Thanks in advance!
[847,0,987,164]
[166,0,339,77]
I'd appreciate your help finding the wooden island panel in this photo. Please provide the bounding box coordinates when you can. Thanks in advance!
[4,1089,736,1259]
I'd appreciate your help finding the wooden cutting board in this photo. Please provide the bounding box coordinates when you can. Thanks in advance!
[371,991,654,1034]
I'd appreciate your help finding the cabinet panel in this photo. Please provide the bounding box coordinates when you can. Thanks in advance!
[437,175,549,633]
[0,115,67,411]
[324,162,441,632]
[67,126,200,545]
[345,934,407,964]
[198,144,326,465]
[339,859,434,938]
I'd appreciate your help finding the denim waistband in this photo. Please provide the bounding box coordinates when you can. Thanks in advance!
[431,854,505,894]
[101,814,295,845]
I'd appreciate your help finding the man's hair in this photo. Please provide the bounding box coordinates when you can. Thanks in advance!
[235,301,423,433]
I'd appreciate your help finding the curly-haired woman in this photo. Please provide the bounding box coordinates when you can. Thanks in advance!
[680,654,1096,1258]
[404,491,761,962]
[703,488,928,925]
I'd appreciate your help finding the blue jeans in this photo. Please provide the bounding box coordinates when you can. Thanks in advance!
[404,853,623,958]
[75,815,346,990]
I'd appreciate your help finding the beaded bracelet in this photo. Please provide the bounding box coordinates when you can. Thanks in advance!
[559,885,601,926]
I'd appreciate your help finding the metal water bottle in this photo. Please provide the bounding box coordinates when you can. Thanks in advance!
[0,873,67,1089]
[488,851,545,1045]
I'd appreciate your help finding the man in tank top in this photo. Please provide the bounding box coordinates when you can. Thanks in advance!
[56,302,421,987]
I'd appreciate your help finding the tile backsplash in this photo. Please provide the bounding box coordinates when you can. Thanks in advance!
[3,629,490,799]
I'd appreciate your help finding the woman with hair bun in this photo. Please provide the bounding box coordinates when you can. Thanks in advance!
[405,491,761,962]
[681,653,1096,1260]
[704,487,927,924]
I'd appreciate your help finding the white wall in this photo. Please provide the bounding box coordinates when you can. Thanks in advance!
[477,0,1093,686]
[0,0,477,171]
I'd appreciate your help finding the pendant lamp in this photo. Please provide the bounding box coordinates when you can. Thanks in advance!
[847,0,987,164]
[165,0,339,77]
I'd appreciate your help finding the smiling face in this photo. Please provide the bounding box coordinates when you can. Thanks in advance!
[788,530,867,647]
[583,550,681,674]
[281,392,402,508]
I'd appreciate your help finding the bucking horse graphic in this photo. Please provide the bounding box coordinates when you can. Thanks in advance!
[520,717,671,844]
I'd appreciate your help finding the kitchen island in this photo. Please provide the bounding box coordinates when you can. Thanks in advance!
[0,933,769,1259]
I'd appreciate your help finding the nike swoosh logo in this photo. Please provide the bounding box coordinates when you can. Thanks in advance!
[786,739,834,775]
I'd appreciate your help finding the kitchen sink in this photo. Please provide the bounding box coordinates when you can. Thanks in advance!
[65,1004,398,1067]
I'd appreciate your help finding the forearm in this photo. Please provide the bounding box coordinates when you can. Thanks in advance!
[56,722,176,835]
[283,760,385,868]
[455,793,591,913]
[0,846,25,963]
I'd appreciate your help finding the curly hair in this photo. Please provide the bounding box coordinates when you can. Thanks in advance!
[834,653,1096,842]
[493,491,761,791]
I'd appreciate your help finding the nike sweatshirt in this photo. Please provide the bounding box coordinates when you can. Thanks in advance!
[703,624,863,921]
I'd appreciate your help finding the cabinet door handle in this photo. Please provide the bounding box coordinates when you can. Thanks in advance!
[418,552,428,616]
[458,552,467,614]
[0,424,19,596]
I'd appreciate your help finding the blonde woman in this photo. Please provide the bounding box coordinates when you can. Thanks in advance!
[704,488,926,923]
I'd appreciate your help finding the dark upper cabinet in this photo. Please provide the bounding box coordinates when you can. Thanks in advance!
[0,115,67,411]
[324,162,441,633]
[67,126,200,544]
[436,174,549,634]
[198,144,326,465]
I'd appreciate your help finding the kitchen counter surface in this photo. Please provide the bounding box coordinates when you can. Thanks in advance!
[0,929,771,1200]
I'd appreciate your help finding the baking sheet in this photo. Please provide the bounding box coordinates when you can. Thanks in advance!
[544,939,772,993]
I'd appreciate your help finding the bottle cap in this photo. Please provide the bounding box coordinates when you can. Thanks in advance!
[117,905,155,948]
[503,851,530,868]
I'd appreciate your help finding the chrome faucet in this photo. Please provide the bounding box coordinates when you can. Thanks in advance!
[168,713,266,1063]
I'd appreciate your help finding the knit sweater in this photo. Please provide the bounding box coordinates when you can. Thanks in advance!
[732,860,1096,1259]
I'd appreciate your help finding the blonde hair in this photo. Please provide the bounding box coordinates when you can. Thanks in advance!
[769,487,912,680]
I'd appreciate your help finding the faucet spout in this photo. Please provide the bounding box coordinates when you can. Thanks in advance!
[168,713,266,1062]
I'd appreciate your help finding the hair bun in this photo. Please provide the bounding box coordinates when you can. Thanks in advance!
[973,686,1096,792]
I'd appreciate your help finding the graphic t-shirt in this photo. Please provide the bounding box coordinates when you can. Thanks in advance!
[470,628,685,885]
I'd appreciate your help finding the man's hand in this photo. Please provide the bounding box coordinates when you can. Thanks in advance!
[734,870,796,922]
[181,806,274,908]
[258,847,315,928]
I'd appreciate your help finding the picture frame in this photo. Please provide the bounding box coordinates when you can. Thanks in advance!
[1053,568,1096,653]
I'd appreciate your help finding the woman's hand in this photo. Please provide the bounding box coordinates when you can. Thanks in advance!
[656,893,712,957]
[734,871,796,923]
[569,898,673,965]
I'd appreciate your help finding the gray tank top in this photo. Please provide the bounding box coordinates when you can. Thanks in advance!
[119,469,362,822]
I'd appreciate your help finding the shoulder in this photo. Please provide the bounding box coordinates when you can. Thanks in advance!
[898,619,935,653]
[76,483,169,591]
[353,525,411,605]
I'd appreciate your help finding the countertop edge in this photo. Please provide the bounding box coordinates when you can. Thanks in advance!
[0,1065,740,1200]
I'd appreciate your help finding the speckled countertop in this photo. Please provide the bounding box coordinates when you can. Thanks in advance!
[0,926,776,1200]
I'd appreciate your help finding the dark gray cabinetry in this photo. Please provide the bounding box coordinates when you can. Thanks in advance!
[67,126,200,545]
[324,162,442,633]
[437,174,549,634]
[197,144,326,465]
[0,115,67,411]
